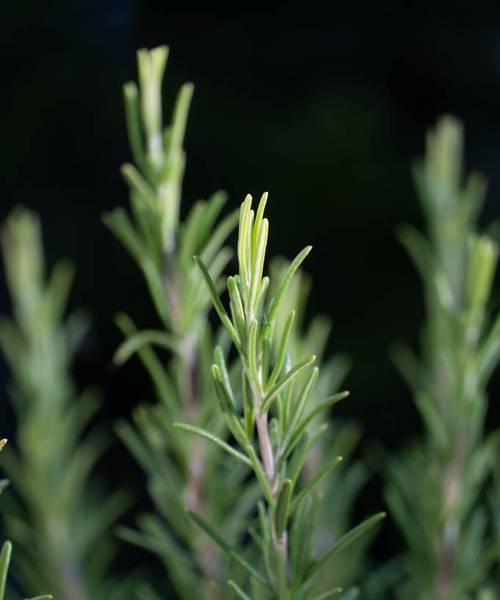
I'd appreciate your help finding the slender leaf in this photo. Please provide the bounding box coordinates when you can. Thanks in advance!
[306,513,386,580]
[290,455,343,512]
[262,355,316,413]
[0,541,11,600]
[174,423,251,466]
[268,245,312,325]
[114,330,179,365]
[228,580,253,600]
[194,256,240,347]
[187,511,268,585]
[274,479,293,538]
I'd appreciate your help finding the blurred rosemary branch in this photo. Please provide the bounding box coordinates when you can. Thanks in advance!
[0,439,52,600]
[387,116,500,599]
[0,209,129,600]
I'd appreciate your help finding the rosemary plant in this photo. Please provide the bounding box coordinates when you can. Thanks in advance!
[185,192,385,599]
[105,46,252,599]
[268,260,370,594]
[386,116,500,599]
[0,209,129,600]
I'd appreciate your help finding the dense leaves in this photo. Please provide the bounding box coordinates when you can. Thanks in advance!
[386,117,500,599]
[0,210,129,600]
[192,192,385,598]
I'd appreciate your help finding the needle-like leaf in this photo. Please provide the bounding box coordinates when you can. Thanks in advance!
[262,355,316,413]
[306,513,386,580]
[173,423,251,466]
[227,580,253,600]
[290,455,343,513]
[274,479,293,539]
[194,255,240,348]
[113,330,179,365]
[0,541,11,600]
[267,245,312,325]
[187,511,268,585]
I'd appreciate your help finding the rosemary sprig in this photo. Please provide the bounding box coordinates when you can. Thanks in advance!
[188,192,385,598]
[0,209,127,600]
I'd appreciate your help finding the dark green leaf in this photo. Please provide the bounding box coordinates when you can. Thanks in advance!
[274,479,293,538]
[187,511,268,585]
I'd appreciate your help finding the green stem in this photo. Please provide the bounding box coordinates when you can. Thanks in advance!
[256,413,276,488]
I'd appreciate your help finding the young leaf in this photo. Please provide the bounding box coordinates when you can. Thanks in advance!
[193,255,240,348]
[214,346,236,406]
[268,310,296,388]
[267,245,312,325]
[249,217,269,310]
[123,82,146,171]
[212,365,237,413]
[286,366,319,436]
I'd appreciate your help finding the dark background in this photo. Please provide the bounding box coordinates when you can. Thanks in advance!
[2,0,500,577]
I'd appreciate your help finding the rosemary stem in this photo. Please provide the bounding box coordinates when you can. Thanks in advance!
[256,412,276,486]
[254,387,289,596]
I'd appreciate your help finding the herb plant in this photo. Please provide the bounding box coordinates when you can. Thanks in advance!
[387,116,500,599]
[0,209,128,600]
[267,260,370,594]
[107,45,383,600]
[187,192,385,598]
[105,46,252,599]
[5,40,500,600]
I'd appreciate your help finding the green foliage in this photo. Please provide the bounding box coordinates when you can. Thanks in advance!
[106,46,251,599]
[6,42,500,600]
[268,259,370,593]
[108,45,384,600]
[190,193,385,598]
[0,209,129,600]
[386,116,500,599]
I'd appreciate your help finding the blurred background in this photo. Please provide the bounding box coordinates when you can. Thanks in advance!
[2,0,500,567]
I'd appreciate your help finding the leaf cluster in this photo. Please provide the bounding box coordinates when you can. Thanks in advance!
[105,47,256,600]
[0,210,129,600]
[190,193,384,599]
[387,116,500,599]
